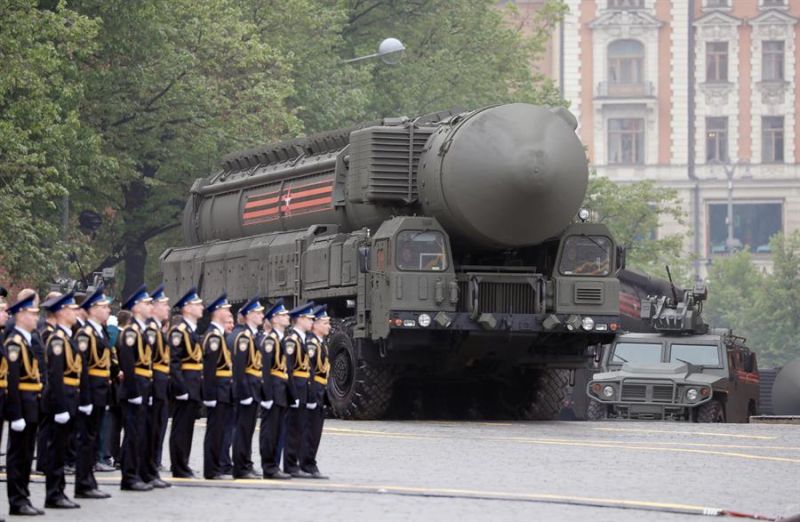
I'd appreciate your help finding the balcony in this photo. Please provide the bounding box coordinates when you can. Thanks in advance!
[596,81,655,98]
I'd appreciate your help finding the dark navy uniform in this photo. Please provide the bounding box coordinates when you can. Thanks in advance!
[144,316,169,485]
[282,302,315,476]
[5,315,44,515]
[302,327,330,476]
[202,308,233,479]
[117,286,154,491]
[34,322,53,475]
[259,300,291,479]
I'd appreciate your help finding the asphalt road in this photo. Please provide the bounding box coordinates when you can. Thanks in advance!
[4,418,800,521]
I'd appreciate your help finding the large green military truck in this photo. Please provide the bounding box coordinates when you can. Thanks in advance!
[160,103,622,419]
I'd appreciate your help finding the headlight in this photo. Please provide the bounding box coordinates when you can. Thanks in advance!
[578,208,591,222]
[686,388,699,402]
[418,313,432,327]
[602,385,615,398]
[581,316,595,331]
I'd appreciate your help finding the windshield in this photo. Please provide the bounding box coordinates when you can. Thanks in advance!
[669,344,721,367]
[396,230,447,271]
[559,236,612,276]
[610,342,663,364]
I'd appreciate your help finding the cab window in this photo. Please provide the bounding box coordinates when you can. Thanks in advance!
[669,344,721,367]
[396,230,447,271]
[610,342,663,364]
[559,236,612,276]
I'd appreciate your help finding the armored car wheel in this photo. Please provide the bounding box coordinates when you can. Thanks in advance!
[327,319,395,420]
[696,399,726,423]
[520,369,570,420]
[586,399,608,421]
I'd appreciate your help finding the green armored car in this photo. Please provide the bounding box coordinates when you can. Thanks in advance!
[587,280,760,423]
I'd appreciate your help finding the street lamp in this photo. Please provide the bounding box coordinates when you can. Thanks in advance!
[710,158,750,253]
[343,37,406,65]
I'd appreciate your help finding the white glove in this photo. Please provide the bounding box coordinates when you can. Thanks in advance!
[306,402,317,410]
[78,404,93,416]
[240,397,253,406]
[148,396,153,406]
[128,396,143,405]
[10,418,26,432]
[260,400,274,410]
[175,393,189,401]
[290,399,300,409]
[54,412,70,424]
[107,315,119,327]
[203,400,217,408]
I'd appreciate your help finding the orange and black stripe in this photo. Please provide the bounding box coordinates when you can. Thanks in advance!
[242,176,334,226]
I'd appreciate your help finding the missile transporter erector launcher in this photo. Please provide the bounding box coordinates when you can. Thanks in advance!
[161,103,622,419]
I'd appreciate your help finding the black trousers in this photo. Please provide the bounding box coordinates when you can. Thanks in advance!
[7,420,38,510]
[203,402,230,479]
[283,406,306,473]
[156,399,169,467]
[259,404,286,475]
[75,406,104,494]
[221,406,234,474]
[232,402,258,477]
[301,405,325,473]
[107,404,122,464]
[142,397,167,482]
[35,415,50,473]
[45,417,74,503]
[169,399,199,477]
[120,401,146,487]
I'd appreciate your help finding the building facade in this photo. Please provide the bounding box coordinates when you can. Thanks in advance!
[529,0,800,279]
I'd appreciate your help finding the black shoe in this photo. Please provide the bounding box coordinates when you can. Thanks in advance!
[288,469,312,478]
[9,504,42,516]
[263,470,291,480]
[233,471,260,480]
[206,474,230,480]
[75,489,111,499]
[94,462,115,472]
[44,498,80,509]
[120,481,154,492]
[172,472,196,479]
[63,465,76,475]
[148,479,171,489]
[303,469,329,480]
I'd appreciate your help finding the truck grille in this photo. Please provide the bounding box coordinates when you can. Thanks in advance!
[456,280,537,314]
[652,385,675,402]
[574,286,603,303]
[621,384,647,401]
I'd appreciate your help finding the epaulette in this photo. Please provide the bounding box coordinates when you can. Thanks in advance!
[177,323,187,332]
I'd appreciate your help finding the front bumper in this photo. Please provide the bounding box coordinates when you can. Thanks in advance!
[388,311,620,334]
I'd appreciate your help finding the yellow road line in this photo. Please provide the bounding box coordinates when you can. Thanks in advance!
[593,427,777,440]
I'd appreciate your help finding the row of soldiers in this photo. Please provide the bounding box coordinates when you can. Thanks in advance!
[0,284,331,516]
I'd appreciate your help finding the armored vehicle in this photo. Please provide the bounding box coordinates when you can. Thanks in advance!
[161,103,622,419]
[587,283,759,422]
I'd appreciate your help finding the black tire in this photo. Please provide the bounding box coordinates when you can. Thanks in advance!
[696,399,726,423]
[327,319,395,420]
[520,369,570,420]
[586,399,608,421]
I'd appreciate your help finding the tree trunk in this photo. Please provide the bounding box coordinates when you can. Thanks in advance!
[121,238,147,298]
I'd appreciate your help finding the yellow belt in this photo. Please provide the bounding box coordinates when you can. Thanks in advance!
[215,370,232,378]
[270,369,288,380]
[245,368,262,378]
[19,382,43,392]
[181,362,202,371]
[64,376,80,387]
[134,367,153,378]
[153,363,170,374]
[0,379,7,388]
[314,376,328,385]
[88,368,110,378]
[292,370,310,378]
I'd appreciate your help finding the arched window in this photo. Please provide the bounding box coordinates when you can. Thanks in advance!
[608,39,644,84]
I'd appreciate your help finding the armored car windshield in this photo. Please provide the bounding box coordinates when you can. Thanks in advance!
[669,343,721,367]
[611,341,663,364]
[559,236,612,276]
[396,230,447,271]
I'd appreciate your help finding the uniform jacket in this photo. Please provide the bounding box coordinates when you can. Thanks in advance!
[45,326,85,416]
[259,329,288,407]
[307,333,330,405]
[147,319,170,401]
[116,319,153,401]
[202,323,233,403]
[75,322,112,408]
[4,328,42,423]
[230,324,262,403]
[168,317,203,401]
[284,329,309,405]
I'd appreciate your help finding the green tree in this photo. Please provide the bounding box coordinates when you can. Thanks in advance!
[0,0,107,286]
[584,174,689,281]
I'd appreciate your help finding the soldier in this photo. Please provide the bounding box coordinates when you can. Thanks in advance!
[73,285,113,500]
[5,295,45,516]
[259,299,291,480]
[167,288,204,479]
[301,304,331,479]
[34,291,59,476]
[143,285,171,488]
[117,285,155,491]
[41,292,83,509]
[282,302,315,478]
[201,293,234,480]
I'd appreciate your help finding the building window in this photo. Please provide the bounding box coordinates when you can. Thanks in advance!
[708,202,782,254]
[762,0,785,7]
[762,41,785,81]
[608,118,644,165]
[608,39,645,85]
[706,0,729,6]
[608,0,645,8]
[762,116,784,163]
[706,42,729,82]
[705,117,728,163]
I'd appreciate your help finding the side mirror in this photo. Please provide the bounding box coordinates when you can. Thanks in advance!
[616,245,627,270]
[358,246,370,273]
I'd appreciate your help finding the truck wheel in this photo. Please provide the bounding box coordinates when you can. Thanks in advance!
[327,320,395,420]
[521,369,569,420]
[696,399,726,423]
[586,399,608,421]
